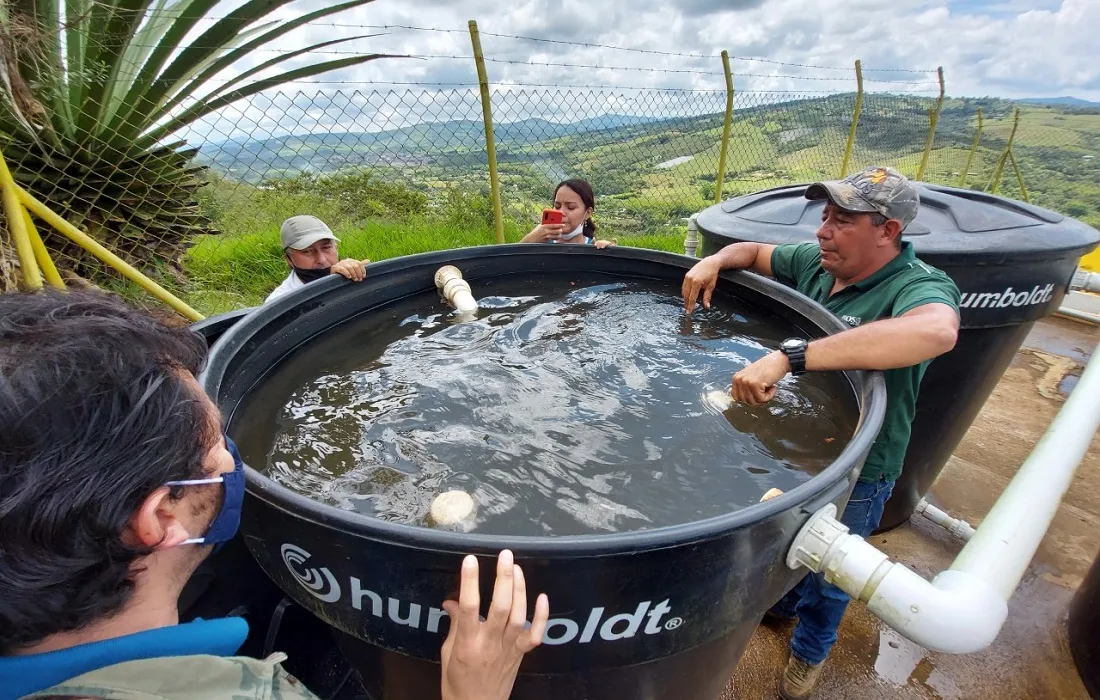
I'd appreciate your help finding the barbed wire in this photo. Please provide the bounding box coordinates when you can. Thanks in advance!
[53,12,936,74]
[180,80,867,93]
[120,74,940,93]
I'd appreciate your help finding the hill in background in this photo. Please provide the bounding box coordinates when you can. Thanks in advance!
[195,94,1100,233]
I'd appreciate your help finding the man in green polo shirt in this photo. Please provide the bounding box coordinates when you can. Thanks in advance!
[682,166,960,700]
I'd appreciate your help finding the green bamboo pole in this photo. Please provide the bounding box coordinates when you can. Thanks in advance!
[468,20,504,244]
[24,208,65,289]
[713,50,734,204]
[18,184,204,320]
[916,66,946,181]
[958,107,983,188]
[1008,149,1030,202]
[0,147,41,289]
[838,59,863,178]
[988,107,1020,194]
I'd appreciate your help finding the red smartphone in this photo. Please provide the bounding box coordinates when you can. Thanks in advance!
[542,208,563,226]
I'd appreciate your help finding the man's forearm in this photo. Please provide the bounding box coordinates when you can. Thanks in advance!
[711,242,764,271]
[805,314,958,371]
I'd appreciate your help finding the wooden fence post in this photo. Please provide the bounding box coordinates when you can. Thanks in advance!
[839,59,864,178]
[713,50,735,203]
[468,20,505,244]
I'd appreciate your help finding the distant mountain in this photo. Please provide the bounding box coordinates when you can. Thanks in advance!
[571,114,660,131]
[197,113,674,183]
[1020,96,1100,107]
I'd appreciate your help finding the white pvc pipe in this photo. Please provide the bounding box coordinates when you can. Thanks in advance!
[434,265,479,314]
[787,341,1100,653]
[1056,306,1100,326]
[950,341,1100,598]
[914,498,975,541]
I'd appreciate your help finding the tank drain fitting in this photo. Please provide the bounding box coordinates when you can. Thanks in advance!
[428,490,477,531]
[434,265,479,316]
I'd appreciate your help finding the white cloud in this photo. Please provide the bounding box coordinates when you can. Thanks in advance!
[180,0,1100,141]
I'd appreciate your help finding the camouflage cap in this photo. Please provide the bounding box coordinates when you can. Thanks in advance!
[805,166,920,228]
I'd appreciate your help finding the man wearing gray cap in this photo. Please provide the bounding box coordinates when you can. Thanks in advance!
[265,215,370,304]
[682,166,960,699]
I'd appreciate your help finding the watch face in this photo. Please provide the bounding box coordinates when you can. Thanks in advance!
[782,339,805,351]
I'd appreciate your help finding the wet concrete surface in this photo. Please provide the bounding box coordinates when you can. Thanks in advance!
[723,316,1100,699]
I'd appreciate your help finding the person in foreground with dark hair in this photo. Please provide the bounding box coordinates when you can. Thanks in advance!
[0,289,549,700]
[521,178,617,248]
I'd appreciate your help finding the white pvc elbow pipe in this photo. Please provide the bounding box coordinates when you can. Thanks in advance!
[787,341,1100,654]
[787,505,1005,653]
[434,265,479,314]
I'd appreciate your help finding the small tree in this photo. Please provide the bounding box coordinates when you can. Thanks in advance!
[0,0,391,290]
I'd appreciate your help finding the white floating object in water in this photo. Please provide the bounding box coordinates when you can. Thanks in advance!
[434,265,479,314]
[704,389,733,411]
[430,490,476,527]
[760,487,784,502]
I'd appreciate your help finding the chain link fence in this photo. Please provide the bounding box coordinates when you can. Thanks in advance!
[4,83,1100,316]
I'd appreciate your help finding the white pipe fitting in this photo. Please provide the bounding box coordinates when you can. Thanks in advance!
[684,214,700,258]
[434,265,479,315]
[787,340,1100,654]
[787,506,1007,653]
[915,498,976,541]
[1071,267,1100,294]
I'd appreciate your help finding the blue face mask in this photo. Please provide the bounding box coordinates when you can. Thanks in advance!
[165,435,246,551]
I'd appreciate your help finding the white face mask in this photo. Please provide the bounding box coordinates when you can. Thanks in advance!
[559,223,584,241]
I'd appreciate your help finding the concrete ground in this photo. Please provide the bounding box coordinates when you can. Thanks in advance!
[724,315,1100,700]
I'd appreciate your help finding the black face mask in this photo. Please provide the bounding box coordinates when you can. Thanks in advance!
[293,266,331,284]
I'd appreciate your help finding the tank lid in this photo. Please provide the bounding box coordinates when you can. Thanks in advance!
[699,183,1099,257]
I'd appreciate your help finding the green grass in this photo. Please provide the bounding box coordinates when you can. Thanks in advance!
[175,96,1100,317]
[183,215,685,315]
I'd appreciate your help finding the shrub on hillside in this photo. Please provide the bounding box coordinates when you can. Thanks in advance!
[259,171,429,221]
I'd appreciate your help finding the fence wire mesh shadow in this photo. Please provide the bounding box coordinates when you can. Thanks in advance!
[3,86,1100,317]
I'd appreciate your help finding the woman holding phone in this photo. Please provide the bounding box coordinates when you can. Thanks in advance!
[521,178,616,248]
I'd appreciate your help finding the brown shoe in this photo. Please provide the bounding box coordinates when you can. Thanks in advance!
[778,655,824,700]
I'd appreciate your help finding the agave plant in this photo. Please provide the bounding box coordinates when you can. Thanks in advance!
[0,0,388,288]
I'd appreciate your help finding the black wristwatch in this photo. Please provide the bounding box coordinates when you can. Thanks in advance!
[780,338,808,376]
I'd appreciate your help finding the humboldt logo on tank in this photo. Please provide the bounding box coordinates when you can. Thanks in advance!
[958,284,1055,310]
[280,543,683,645]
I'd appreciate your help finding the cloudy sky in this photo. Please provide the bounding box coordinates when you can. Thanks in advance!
[186,0,1097,140]
[251,0,1094,96]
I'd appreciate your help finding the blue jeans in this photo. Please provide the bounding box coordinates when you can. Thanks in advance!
[771,477,895,666]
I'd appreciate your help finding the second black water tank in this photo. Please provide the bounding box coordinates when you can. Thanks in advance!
[695,183,1099,530]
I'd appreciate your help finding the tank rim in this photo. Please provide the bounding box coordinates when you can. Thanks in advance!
[200,244,888,556]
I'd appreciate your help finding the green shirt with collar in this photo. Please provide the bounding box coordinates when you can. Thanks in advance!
[769,241,960,484]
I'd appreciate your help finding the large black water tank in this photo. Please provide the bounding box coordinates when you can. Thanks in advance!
[695,183,1100,530]
[200,246,888,700]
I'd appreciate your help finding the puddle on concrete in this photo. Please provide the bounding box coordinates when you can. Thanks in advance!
[926,667,963,699]
[1059,371,1081,396]
[874,627,926,686]
[1023,320,1096,365]
[873,625,965,699]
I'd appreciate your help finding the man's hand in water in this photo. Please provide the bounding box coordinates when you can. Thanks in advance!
[441,550,550,700]
[682,258,722,313]
[732,351,790,405]
[331,258,370,282]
